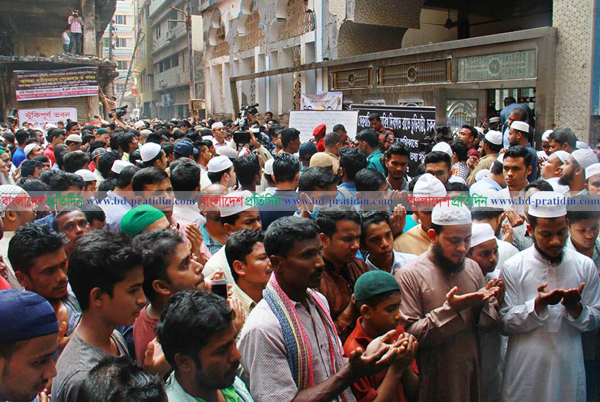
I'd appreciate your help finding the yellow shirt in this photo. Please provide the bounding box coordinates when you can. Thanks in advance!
[393,224,431,256]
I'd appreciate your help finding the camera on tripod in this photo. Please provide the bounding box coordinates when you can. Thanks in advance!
[233,103,259,146]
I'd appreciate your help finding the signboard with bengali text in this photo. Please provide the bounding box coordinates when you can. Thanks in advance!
[14,67,99,101]
[351,104,436,175]
[17,108,77,128]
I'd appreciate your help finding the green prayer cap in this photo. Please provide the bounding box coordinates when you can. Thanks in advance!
[354,271,400,302]
[120,205,166,237]
[0,149,5,155]
[96,128,110,135]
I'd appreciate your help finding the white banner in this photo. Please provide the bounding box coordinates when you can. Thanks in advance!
[18,108,78,128]
[300,92,343,111]
[289,111,359,144]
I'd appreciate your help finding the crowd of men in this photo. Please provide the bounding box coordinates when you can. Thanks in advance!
[1,99,600,402]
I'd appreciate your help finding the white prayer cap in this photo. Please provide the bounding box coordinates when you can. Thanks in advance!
[111,160,133,174]
[432,142,452,157]
[496,153,504,165]
[510,121,529,133]
[541,130,553,142]
[211,122,224,130]
[432,203,472,226]
[140,143,162,162]
[264,159,274,175]
[527,191,566,218]
[489,117,500,124]
[140,129,153,136]
[207,155,233,173]
[217,146,239,160]
[553,150,570,164]
[0,185,27,214]
[475,169,490,182]
[572,149,598,170]
[484,130,503,146]
[218,190,253,217]
[576,141,591,150]
[24,143,40,156]
[75,169,96,182]
[586,163,600,180]
[65,134,82,143]
[413,173,447,199]
[475,127,484,136]
[448,176,467,185]
[134,120,146,129]
[471,223,496,248]
[44,123,57,130]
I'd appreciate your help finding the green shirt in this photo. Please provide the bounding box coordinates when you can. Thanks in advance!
[366,149,385,175]
[166,372,254,402]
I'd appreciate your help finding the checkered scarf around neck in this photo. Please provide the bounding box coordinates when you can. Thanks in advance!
[263,274,347,397]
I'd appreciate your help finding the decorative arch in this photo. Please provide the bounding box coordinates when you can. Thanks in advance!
[207,8,230,59]
[208,8,222,47]
[232,0,265,53]
[269,0,315,43]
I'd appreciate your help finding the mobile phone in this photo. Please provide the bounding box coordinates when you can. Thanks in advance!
[211,279,228,299]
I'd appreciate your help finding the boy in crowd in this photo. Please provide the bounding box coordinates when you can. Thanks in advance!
[344,271,419,402]
[54,231,146,402]
[226,229,272,321]
[316,208,370,341]
[360,211,417,275]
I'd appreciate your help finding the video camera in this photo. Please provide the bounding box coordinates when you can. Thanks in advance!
[112,105,128,119]
[233,103,259,146]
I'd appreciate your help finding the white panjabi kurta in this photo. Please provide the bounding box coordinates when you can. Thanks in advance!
[499,246,600,402]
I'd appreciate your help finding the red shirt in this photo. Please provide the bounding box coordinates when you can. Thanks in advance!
[0,275,11,290]
[344,318,418,402]
[44,145,56,165]
[133,304,158,364]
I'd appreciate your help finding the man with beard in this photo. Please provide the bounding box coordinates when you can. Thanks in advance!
[499,191,600,402]
[559,149,598,195]
[394,204,502,402]
[316,208,371,342]
[9,224,81,348]
[157,290,253,402]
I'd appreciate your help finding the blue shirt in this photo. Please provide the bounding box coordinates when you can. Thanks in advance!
[525,143,539,182]
[258,190,298,230]
[12,147,26,168]
[200,223,224,256]
[338,181,358,202]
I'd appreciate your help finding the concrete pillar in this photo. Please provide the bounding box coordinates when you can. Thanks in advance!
[553,0,595,140]
[82,0,97,56]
